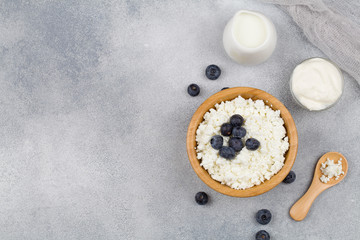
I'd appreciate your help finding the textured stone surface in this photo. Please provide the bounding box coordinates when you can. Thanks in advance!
[0,0,359,239]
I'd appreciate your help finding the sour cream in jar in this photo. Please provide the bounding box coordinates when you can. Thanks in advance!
[290,58,344,111]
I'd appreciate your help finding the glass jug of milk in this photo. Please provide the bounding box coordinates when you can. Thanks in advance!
[223,10,277,65]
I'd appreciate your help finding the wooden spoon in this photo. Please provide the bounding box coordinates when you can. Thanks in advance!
[290,152,348,221]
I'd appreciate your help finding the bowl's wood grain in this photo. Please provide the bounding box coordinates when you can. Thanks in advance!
[186,87,298,197]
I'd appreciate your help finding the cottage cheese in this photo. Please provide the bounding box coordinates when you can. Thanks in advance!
[196,96,289,190]
[320,158,344,183]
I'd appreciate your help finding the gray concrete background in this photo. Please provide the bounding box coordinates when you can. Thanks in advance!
[0,0,359,239]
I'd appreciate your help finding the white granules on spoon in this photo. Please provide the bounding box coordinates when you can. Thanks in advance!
[320,158,344,183]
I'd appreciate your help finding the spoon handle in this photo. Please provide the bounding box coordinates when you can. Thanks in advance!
[290,181,327,221]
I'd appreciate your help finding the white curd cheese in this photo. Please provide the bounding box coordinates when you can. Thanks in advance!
[320,158,344,183]
[195,96,289,190]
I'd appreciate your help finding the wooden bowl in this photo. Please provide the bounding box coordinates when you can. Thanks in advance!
[186,87,298,197]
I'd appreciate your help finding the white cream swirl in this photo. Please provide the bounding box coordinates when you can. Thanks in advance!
[291,58,343,111]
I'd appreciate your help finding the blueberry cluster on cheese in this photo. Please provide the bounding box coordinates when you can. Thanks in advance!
[210,114,260,160]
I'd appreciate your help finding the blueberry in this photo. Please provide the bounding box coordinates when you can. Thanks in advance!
[187,84,200,96]
[205,65,221,80]
[221,87,229,91]
[246,138,260,151]
[195,192,208,205]
[219,146,236,160]
[228,137,244,152]
[230,114,244,127]
[256,209,272,225]
[283,171,296,184]
[220,123,233,136]
[210,135,223,150]
[256,230,270,240]
[232,126,246,138]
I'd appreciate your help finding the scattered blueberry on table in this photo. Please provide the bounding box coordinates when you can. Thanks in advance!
[219,146,236,159]
[256,209,272,225]
[256,230,270,240]
[229,137,244,152]
[187,84,200,96]
[210,135,223,150]
[221,87,229,91]
[232,126,246,138]
[283,171,296,184]
[205,65,221,80]
[246,138,260,151]
[220,123,233,136]
[195,192,208,205]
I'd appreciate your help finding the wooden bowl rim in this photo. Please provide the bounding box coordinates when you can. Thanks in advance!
[186,87,298,197]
